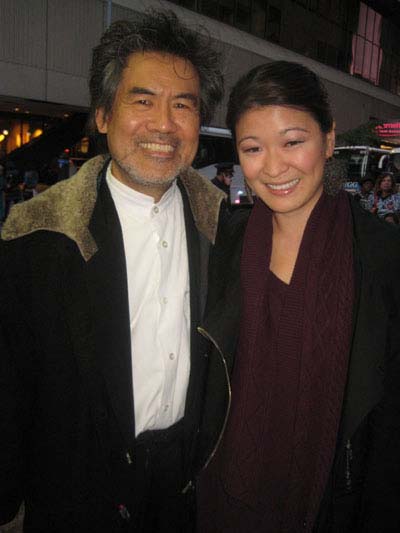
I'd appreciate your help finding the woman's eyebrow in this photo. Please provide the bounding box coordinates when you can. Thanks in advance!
[237,135,259,145]
[280,127,309,135]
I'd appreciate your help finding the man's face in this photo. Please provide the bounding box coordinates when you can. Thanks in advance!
[96,51,201,201]
[221,171,233,186]
[361,180,373,193]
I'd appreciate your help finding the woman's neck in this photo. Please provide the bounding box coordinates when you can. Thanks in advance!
[380,190,391,198]
[270,211,309,284]
[272,213,307,243]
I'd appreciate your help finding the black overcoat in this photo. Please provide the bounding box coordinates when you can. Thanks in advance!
[0,155,225,532]
[197,197,400,532]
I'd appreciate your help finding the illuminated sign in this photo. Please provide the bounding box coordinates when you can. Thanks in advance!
[375,122,400,139]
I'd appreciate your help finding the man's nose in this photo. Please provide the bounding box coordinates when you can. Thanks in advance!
[147,101,177,133]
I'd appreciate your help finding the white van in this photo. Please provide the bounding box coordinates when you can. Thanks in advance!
[196,126,252,206]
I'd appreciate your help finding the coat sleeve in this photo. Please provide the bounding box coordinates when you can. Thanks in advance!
[0,240,35,525]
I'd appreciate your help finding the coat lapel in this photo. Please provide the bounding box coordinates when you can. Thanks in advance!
[84,178,135,446]
[178,181,211,475]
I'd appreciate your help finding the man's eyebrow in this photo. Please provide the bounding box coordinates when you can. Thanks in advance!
[127,87,198,105]
[127,86,156,96]
[174,93,199,105]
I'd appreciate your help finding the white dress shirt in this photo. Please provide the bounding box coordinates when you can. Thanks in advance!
[106,166,190,436]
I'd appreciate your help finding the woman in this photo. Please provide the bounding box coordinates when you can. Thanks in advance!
[371,172,400,218]
[197,61,400,532]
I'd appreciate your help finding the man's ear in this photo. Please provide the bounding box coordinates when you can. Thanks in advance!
[325,121,336,158]
[95,108,108,134]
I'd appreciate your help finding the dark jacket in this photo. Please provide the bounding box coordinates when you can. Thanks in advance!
[197,196,400,532]
[0,155,225,532]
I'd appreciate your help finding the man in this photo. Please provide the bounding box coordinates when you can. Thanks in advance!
[0,10,224,533]
[354,174,374,211]
[211,162,234,202]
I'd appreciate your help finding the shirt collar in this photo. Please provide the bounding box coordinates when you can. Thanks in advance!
[106,162,178,219]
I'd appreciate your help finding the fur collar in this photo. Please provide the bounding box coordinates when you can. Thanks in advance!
[1,155,225,261]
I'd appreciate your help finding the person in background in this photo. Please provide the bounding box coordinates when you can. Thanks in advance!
[197,60,400,533]
[383,211,400,225]
[0,10,225,533]
[0,164,5,222]
[371,172,400,217]
[22,170,39,201]
[4,168,23,218]
[354,174,374,211]
[211,162,234,203]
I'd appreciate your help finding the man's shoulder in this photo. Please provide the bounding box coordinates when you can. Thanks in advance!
[180,167,226,245]
[1,156,108,256]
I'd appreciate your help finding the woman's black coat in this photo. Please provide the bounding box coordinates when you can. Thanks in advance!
[197,197,400,532]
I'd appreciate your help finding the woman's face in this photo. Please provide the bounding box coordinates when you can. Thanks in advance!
[380,176,393,192]
[236,105,335,220]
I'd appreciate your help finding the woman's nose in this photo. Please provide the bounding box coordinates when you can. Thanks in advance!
[262,151,289,178]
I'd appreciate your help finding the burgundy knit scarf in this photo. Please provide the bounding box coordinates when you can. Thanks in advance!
[217,191,354,532]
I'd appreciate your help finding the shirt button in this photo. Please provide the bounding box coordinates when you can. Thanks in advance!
[169,353,175,360]
[162,240,168,248]
[153,206,159,213]
[164,404,169,412]
[163,297,168,304]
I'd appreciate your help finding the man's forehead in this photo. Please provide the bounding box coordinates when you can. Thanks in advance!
[121,51,200,88]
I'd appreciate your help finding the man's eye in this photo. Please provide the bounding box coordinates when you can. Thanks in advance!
[243,147,260,153]
[136,99,150,106]
[175,102,190,109]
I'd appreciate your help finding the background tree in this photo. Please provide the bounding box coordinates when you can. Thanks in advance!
[336,120,382,147]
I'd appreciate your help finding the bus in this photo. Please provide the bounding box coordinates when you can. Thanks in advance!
[333,145,390,193]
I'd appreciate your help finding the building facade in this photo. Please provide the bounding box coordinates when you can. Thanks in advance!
[1,0,400,158]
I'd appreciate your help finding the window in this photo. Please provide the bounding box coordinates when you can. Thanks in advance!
[200,0,219,19]
[251,0,267,38]
[235,0,251,32]
[220,0,234,24]
[169,0,197,8]
[266,5,281,43]
[317,40,327,63]
[350,2,383,85]
[326,43,338,67]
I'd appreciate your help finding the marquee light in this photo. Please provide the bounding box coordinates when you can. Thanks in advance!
[375,122,400,137]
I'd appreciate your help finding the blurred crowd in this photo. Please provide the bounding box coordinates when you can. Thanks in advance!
[0,158,77,224]
[354,171,400,225]
[2,159,400,229]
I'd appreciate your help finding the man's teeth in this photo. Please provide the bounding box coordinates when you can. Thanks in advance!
[140,142,174,152]
[267,178,299,190]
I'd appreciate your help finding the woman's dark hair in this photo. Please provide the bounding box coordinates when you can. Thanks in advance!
[88,9,224,133]
[375,172,397,196]
[226,60,333,136]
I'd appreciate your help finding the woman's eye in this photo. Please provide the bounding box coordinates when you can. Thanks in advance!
[286,140,304,147]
